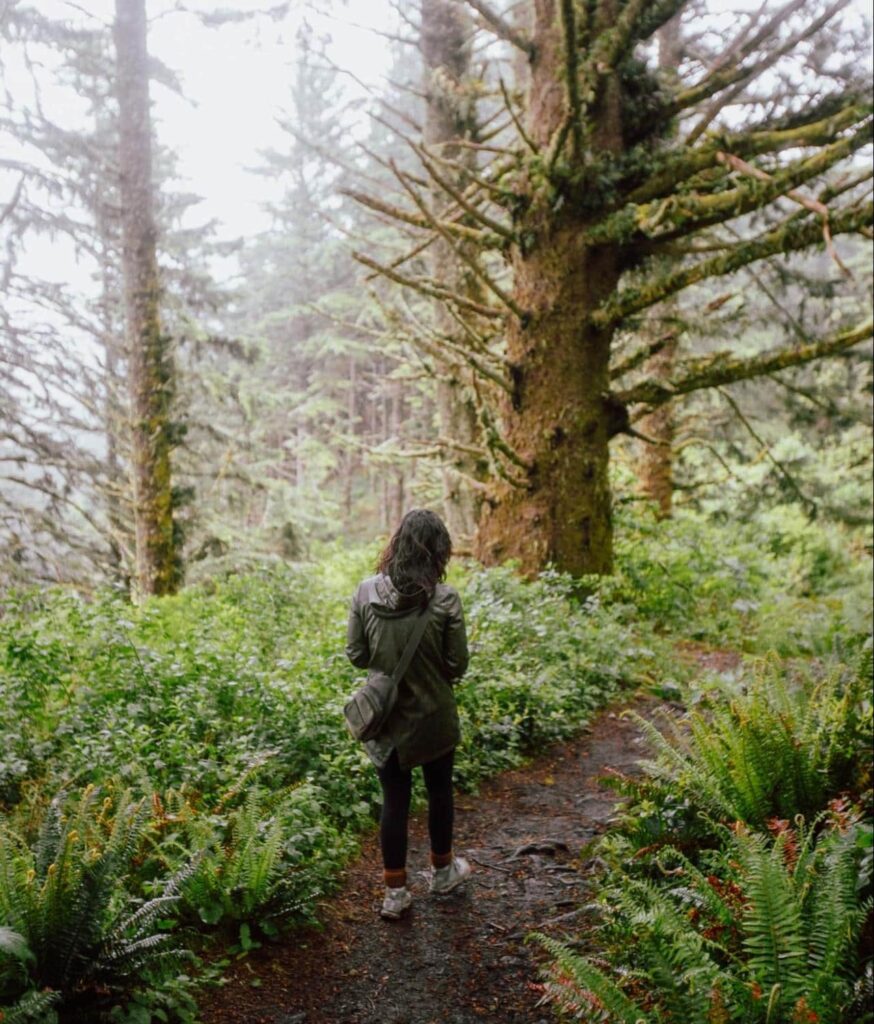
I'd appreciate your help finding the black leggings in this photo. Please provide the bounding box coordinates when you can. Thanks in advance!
[376,748,455,870]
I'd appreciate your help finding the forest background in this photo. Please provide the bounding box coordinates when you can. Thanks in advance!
[1,0,871,590]
[0,0,872,1022]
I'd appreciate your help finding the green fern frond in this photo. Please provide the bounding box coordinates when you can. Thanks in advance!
[0,988,60,1024]
[736,829,808,1008]
[533,933,653,1024]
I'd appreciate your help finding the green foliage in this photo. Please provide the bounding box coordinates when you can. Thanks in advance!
[164,781,351,933]
[2,517,869,1020]
[632,653,872,828]
[609,500,872,656]
[537,617,872,1024]
[0,787,190,1014]
[536,816,871,1023]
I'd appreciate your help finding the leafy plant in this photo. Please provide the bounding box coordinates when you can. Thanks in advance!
[632,653,871,828]
[535,815,872,1023]
[0,786,191,1011]
[169,782,344,933]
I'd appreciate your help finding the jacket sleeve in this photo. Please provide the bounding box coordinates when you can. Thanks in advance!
[345,587,370,668]
[442,589,469,682]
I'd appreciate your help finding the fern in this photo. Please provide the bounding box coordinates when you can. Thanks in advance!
[632,656,870,829]
[0,988,60,1024]
[0,786,191,1007]
[533,933,653,1024]
[735,829,808,1010]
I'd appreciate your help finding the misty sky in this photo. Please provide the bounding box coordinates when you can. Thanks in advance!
[2,0,395,285]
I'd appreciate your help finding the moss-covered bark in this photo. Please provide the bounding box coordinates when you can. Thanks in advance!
[114,0,177,596]
[475,0,622,576]
[637,333,678,517]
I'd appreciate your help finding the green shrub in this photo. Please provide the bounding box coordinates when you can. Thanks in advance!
[535,813,872,1024]
[161,781,352,934]
[632,651,871,829]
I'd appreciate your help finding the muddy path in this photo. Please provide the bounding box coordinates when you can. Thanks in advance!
[195,690,681,1024]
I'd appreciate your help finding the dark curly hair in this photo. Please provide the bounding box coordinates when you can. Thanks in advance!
[377,509,452,607]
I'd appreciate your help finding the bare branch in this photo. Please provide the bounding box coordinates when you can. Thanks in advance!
[352,250,506,320]
[718,387,817,515]
[413,143,518,242]
[667,0,850,120]
[462,0,535,57]
[341,187,504,248]
[393,164,528,320]
[0,175,24,225]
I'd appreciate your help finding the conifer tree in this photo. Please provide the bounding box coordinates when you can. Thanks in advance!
[114,0,178,595]
[356,0,873,575]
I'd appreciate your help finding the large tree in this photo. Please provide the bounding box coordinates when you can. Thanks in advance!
[357,0,872,575]
[114,0,177,595]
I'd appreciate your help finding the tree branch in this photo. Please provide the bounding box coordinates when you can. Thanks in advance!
[0,175,24,225]
[341,187,504,248]
[462,0,535,57]
[613,318,873,407]
[593,202,873,327]
[717,387,817,516]
[352,250,505,320]
[588,118,872,246]
[666,0,850,120]
[610,328,678,379]
[622,100,867,207]
[392,164,528,320]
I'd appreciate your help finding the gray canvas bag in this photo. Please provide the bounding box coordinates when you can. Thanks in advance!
[343,596,433,743]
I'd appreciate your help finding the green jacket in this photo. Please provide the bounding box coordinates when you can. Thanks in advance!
[345,573,469,769]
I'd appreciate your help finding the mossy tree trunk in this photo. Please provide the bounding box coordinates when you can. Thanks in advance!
[114,0,178,596]
[637,331,678,517]
[476,0,623,575]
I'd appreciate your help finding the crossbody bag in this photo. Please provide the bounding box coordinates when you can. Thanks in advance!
[343,596,433,743]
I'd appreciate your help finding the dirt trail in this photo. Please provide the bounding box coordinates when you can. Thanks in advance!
[197,692,676,1024]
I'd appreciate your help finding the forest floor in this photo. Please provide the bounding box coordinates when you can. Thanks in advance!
[198,644,740,1024]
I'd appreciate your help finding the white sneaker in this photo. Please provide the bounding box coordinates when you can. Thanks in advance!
[380,885,412,919]
[429,856,471,895]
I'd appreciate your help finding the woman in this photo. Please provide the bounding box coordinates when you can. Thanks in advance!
[346,509,471,920]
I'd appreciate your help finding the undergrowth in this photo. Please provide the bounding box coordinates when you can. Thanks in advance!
[1,505,870,1020]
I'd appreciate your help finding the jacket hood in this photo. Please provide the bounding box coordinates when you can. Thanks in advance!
[371,573,426,617]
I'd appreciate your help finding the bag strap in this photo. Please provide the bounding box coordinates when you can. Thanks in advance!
[389,594,434,686]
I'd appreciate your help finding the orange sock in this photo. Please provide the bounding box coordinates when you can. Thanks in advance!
[430,851,452,869]
[384,867,406,888]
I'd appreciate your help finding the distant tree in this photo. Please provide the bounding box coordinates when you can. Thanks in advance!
[357,0,873,575]
[0,4,233,589]
[420,0,487,541]
[113,0,178,595]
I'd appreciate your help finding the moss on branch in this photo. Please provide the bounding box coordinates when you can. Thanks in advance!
[587,118,872,245]
[613,319,873,407]
[622,102,868,207]
[592,201,873,328]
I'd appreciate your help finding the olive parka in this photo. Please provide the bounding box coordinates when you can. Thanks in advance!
[345,573,469,769]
